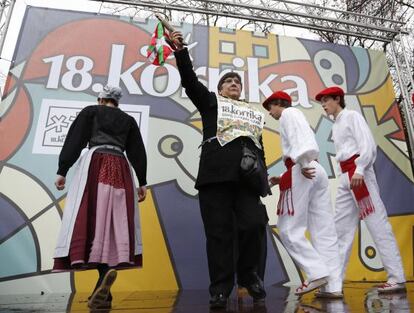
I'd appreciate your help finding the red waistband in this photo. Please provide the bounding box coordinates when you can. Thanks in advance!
[284,158,295,169]
[339,154,359,173]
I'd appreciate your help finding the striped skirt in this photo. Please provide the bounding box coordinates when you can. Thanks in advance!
[53,151,142,271]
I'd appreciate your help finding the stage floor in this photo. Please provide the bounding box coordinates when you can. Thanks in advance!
[0,282,412,312]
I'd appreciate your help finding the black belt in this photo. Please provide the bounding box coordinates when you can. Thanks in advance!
[95,144,123,155]
[199,136,217,148]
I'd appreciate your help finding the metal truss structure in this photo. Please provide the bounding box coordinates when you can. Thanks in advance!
[0,0,413,162]
[0,0,15,86]
[90,0,409,42]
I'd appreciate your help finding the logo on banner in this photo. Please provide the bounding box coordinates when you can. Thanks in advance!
[32,99,150,154]
[216,96,265,148]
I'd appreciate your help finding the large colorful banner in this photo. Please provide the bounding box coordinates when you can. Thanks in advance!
[1,6,413,297]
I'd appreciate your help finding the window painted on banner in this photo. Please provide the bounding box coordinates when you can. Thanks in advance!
[219,41,236,54]
[251,31,267,38]
[253,44,269,58]
[219,27,236,34]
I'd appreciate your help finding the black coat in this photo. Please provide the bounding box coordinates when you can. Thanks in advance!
[175,48,268,190]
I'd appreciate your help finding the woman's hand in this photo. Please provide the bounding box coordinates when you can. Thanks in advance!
[138,186,147,202]
[55,175,66,190]
[301,167,316,179]
[170,31,184,50]
[268,176,280,187]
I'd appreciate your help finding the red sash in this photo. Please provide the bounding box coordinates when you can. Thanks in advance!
[339,154,375,219]
[277,158,295,216]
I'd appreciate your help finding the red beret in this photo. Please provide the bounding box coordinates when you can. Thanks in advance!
[315,87,344,101]
[262,91,292,110]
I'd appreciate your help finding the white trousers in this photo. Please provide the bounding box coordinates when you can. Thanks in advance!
[335,166,405,283]
[277,161,342,292]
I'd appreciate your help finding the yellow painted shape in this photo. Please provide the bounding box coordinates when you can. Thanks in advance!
[190,120,203,131]
[344,283,376,312]
[68,290,178,312]
[74,189,179,292]
[390,215,414,280]
[358,75,395,119]
[58,198,65,213]
[262,128,281,166]
[112,290,178,310]
[209,28,278,68]
[345,215,414,281]
[66,292,90,312]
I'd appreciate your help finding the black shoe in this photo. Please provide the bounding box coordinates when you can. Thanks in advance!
[88,269,117,309]
[241,280,266,302]
[209,293,228,310]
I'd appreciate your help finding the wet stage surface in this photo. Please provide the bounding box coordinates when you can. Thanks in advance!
[0,282,412,312]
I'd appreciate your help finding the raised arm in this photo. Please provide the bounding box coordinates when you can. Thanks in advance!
[171,31,214,112]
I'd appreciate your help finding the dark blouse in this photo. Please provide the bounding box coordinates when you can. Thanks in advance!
[57,105,147,186]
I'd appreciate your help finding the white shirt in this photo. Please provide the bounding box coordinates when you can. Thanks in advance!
[332,108,377,175]
[279,107,319,168]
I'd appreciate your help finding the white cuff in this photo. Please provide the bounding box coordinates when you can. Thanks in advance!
[299,159,311,169]
[355,166,365,176]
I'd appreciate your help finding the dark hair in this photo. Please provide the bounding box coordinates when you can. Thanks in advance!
[338,96,345,108]
[217,72,242,91]
[98,97,119,107]
[269,99,291,108]
[322,95,345,108]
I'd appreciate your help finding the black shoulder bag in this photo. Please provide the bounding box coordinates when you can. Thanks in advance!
[240,143,271,197]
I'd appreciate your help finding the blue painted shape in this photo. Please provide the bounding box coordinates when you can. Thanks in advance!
[263,226,287,286]
[152,182,209,289]
[374,148,414,216]
[314,116,336,178]
[351,46,370,90]
[267,159,287,177]
[0,227,37,278]
[0,196,25,241]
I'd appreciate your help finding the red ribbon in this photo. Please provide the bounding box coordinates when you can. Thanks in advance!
[339,154,375,219]
[277,158,295,216]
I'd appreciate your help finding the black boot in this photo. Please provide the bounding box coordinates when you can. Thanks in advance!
[89,265,109,299]
[209,293,228,310]
[88,266,116,309]
[239,274,266,302]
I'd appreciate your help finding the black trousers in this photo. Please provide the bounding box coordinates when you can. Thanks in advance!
[198,182,268,296]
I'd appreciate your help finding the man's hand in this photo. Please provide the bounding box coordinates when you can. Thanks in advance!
[170,31,184,50]
[138,186,147,202]
[55,175,66,190]
[350,173,364,189]
[301,167,316,179]
[268,176,280,187]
